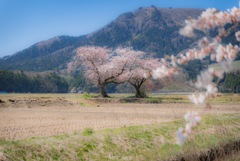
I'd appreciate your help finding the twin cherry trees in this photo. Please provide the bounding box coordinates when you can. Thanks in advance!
[70,6,240,145]
[69,46,165,98]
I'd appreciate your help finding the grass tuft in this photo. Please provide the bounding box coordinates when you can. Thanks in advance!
[82,128,94,136]
[82,93,96,99]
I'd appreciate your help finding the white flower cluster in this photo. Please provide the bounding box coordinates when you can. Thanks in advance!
[188,93,206,105]
[149,6,240,146]
[152,65,168,79]
[235,31,240,41]
[214,44,239,63]
[180,7,240,37]
[177,111,201,145]
[175,6,240,146]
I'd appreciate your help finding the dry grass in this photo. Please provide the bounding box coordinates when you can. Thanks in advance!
[0,94,239,140]
[0,93,239,160]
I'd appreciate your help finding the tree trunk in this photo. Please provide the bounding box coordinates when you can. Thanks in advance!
[100,84,109,97]
[134,86,145,98]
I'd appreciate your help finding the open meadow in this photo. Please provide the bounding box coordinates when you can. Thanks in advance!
[0,93,239,160]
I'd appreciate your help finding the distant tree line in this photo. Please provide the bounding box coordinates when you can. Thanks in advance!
[0,70,114,94]
[0,70,68,93]
[0,69,239,94]
[218,71,240,93]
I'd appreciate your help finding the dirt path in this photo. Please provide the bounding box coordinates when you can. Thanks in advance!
[0,97,239,140]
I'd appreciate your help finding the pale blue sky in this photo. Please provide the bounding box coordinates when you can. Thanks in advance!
[0,0,238,57]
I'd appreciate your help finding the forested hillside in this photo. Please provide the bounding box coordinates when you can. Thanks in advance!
[218,72,240,93]
[0,71,68,93]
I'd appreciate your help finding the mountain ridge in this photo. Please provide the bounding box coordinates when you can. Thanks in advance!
[0,7,204,71]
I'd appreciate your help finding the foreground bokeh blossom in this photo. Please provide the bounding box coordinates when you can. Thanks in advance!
[176,6,240,146]
[177,111,202,145]
[151,6,240,146]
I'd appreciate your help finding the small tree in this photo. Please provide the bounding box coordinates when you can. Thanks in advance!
[113,48,158,97]
[127,58,160,98]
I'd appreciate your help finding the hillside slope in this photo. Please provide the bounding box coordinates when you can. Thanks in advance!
[0,7,203,71]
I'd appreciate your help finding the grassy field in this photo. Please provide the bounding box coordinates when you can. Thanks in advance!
[0,114,239,160]
[210,60,240,72]
[85,92,240,104]
[0,93,239,160]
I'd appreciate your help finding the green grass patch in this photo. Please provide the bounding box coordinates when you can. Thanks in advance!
[82,128,94,136]
[210,60,240,72]
[82,93,96,99]
[2,93,239,105]
[54,133,69,140]
[145,97,163,103]
[210,93,240,103]
[88,93,240,104]
[79,102,86,106]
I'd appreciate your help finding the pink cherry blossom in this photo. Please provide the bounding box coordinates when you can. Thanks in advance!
[184,111,202,126]
[235,31,240,41]
[69,46,140,97]
[177,128,188,146]
[115,48,162,98]
[188,93,206,105]
[175,6,240,146]
[69,46,162,97]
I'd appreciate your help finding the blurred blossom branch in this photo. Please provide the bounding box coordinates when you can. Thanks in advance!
[152,6,240,145]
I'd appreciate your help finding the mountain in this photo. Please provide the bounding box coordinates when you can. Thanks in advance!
[0,7,204,71]
[0,36,88,71]
[87,7,203,56]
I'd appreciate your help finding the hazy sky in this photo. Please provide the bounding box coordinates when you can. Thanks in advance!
[0,0,238,57]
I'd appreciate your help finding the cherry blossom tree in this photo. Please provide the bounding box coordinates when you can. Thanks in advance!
[69,46,148,97]
[150,6,240,146]
[129,59,169,98]
[69,46,168,98]
[115,48,162,98]
[69,46,117,97]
